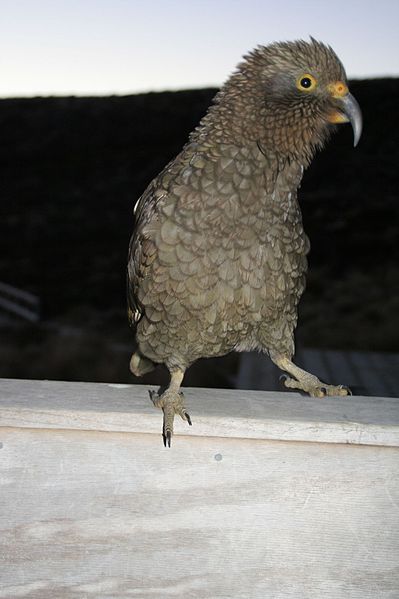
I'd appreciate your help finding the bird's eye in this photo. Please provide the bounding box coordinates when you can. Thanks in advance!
[300,77,312,88]
[296,73,317,92]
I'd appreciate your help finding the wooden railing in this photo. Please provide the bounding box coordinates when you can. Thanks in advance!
[1,379,398,598]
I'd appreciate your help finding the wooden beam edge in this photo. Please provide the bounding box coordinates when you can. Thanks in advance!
[1,378,398,447]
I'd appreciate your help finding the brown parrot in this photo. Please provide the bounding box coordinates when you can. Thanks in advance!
[127,38,362,446]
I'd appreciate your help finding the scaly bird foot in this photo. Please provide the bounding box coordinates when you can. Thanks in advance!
[280,374,351,398]
[149,389,192,447]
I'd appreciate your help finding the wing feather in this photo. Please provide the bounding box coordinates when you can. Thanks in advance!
[127,179,160,325]
[127,144,196,326]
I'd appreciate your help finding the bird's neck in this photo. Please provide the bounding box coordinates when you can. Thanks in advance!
[184,134,304,217]
[191,96,260,148]
[188,96,307,210]
[191,92,319,168]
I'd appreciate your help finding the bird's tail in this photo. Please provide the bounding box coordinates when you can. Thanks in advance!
[130,350,156,377]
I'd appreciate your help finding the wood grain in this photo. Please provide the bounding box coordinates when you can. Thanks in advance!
[0,428,398,598]
[1,378,399,446]
[0,378,398,597]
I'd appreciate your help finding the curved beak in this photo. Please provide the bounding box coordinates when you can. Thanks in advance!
[328,91,363,147]
[340,92,363,147]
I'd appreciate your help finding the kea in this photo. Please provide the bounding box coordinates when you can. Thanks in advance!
[127,38,362,446]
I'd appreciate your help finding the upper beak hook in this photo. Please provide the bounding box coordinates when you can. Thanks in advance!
[341,92,363,147]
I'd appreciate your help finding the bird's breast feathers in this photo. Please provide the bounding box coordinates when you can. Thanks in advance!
[135,144,309,327]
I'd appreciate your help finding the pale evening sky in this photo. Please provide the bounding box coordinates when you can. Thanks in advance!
[1,0,398,98]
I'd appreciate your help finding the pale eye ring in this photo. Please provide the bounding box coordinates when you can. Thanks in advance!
[296,73,317,92]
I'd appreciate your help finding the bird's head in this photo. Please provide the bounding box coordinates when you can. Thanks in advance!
[217,38,362,165]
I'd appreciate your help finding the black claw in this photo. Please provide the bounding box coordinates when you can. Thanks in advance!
[166,430,172,448]
[279,374,288,383]
[320,387,327,396]
[185,412,192,426]
[149,389,158,405]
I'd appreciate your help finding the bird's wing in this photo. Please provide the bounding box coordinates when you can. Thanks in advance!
[127,178,161,326]
[127,144,196,326]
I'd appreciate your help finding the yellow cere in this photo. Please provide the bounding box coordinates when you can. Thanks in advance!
[328,81,349,98]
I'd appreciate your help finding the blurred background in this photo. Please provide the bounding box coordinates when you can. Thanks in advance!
[1,1,399,396]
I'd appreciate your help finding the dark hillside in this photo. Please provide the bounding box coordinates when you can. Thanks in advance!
[0,90,215,314]
[1,79,398,383]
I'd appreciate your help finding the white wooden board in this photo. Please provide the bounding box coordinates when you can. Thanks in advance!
[0,428,398,598]
[1,378,399,446]
[1,378,399,598]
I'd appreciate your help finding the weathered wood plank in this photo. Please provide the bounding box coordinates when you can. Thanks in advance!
[1,378,399,446]
[0,427,398,598]
[1,379,399,597]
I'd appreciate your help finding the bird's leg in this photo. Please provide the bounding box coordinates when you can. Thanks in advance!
[271,354,351,398]
[149,367,192,447]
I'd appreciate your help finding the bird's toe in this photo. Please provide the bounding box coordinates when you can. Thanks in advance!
[149,389,162,408]
[308,386,327,398]
[150,389,192,446]
[337,384,352,396]
[315,384,352,397]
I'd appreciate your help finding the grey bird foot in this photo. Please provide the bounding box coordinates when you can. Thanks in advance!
[280,375,351,398]
[149,389,192,447]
